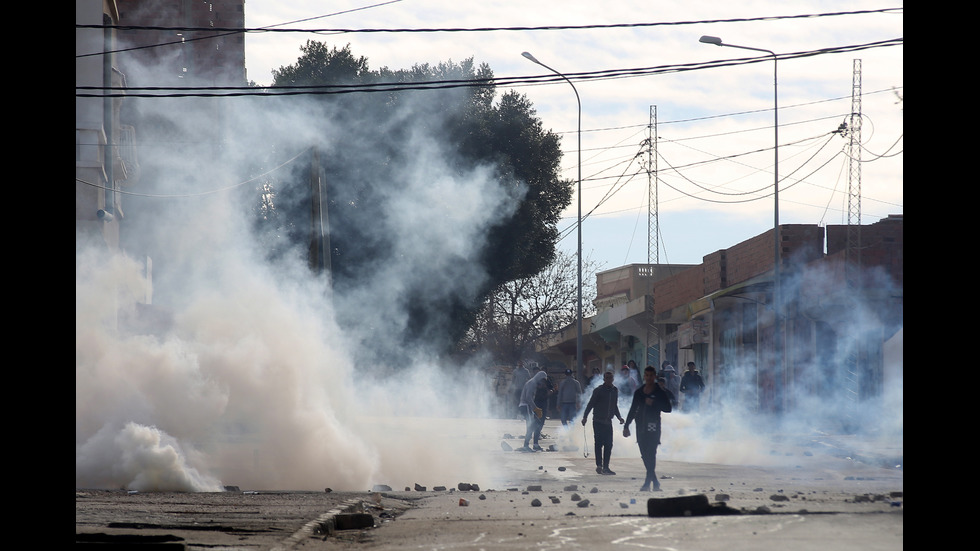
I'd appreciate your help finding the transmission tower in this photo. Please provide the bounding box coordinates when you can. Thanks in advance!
[843,59,862,426]
[645,105,659,367]
[846,59,862,288]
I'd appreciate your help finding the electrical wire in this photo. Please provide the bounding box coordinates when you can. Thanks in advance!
[76,39,903,98]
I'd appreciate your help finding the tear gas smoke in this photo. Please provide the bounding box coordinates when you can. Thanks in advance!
[76,66,522,491]
[77,48,901,492]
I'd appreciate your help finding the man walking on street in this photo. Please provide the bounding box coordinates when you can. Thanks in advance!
[624,366,674,491]
[582,370,624,474]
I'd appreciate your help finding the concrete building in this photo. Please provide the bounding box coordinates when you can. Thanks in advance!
[76,0,134,253]
[76,0,247,333]
[535,217,903,416]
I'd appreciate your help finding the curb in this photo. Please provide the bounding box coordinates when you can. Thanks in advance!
[272,498,366,550]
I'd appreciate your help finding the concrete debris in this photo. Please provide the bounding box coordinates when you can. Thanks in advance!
[223,486,240,492]
[770,494,790,502]
[558,466,566,471]
[550,497,561,504]
[589,487,599,494]
[576,499,590,508]
[531,498,542,507]
[526,485,542,492]
[458,483,479,491]
[479,494,487,500]
[372,485,392,492]
[570,493,581,501]
[715,494,730,502]
[334,513,375,531]
[323,488,333,493]
[414,484,426,491]
[563,485,577,491]
[619,502,629,508]
[433,486,447,492]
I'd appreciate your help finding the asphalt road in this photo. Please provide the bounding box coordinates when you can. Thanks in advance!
[76,418,903,550]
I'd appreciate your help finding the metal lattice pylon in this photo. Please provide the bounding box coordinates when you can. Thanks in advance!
[645,106,659,367]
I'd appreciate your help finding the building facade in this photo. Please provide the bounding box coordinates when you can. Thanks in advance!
[535,217,904,417]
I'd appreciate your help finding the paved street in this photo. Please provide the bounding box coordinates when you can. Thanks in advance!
[76,417,903,550]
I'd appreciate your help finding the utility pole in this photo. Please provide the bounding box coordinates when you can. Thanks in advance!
[645,106,659,367]
[309,146,330,277]
[843,59,863,425]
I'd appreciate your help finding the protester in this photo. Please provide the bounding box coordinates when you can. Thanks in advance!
[581,370,625,474]
[680,361,707,412]
[518,370,548,452]
[557,368,583,426]
[585,366,601,388]
[617,364,639,398]
[532,368,554,448]
[510,362,531,419]
[659,361,681,407]
[627,360,641,389]
[624,366,674,491]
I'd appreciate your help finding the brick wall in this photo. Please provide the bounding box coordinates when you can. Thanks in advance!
[826,216,903,287]
[725,230,775,284]
[653,265,706,312]
[701,250,727,295]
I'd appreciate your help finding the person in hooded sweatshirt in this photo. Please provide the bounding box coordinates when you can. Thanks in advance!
[581,370,625,474]
[518,370,548,452]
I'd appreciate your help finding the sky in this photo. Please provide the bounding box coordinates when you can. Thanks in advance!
[243,0,903,271]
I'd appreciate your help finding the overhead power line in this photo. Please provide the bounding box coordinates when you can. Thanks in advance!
[75,39,902,98]
[76,8,902,41]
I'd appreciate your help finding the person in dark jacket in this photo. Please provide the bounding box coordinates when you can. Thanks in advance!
[581,370,624,475]
[679,361,706,412]
[624,366,674,491]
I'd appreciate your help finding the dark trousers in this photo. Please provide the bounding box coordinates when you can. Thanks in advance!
[638,436,660,487]
[593,422,613,468]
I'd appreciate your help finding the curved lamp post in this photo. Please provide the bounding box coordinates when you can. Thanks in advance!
[521,51,583,376]
[699,35,782,390]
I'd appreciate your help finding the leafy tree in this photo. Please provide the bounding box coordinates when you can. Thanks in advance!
[262,41,571,362]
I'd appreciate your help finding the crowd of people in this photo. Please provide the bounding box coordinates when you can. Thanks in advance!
[507,359,708,492]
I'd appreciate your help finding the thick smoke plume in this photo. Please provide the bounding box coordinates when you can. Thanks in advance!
[76,58,521,491]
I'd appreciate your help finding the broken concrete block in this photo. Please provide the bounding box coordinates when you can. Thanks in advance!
[334,513,374,531]
[647,494,711,517]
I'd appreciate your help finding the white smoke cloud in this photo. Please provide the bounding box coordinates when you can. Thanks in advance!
[76,62,521,491]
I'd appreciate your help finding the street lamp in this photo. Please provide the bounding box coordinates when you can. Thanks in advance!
[698,35,779,310]
[521,51,583,377]
[699,35,783,392]
[699,35,783,384]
